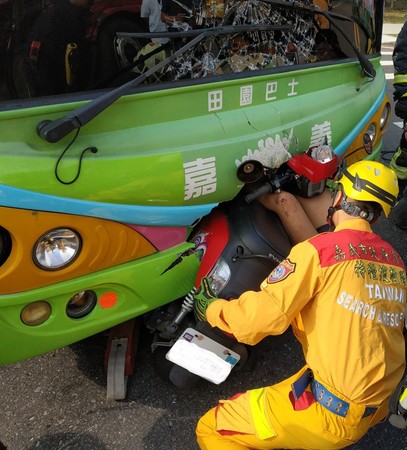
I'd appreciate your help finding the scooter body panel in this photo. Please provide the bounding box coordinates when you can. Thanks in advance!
[191,196,292,299]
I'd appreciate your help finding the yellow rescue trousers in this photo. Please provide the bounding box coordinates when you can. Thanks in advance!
[196,367,387,450]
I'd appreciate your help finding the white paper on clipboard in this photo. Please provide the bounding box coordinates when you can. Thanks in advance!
[166,328,241,385]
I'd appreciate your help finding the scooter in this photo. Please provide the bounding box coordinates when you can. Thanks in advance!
[145,149,339,388]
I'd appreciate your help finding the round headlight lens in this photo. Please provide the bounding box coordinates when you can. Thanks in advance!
[0,226,12,267]
[365,123,376,144]
[33,228,81,270]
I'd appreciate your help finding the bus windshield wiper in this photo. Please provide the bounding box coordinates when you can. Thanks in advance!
[37,23,292,143]
[260,0,376,79]
[118,23,292,39]
[316,7,376,78]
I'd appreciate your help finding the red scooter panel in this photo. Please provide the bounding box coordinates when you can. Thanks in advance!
[190,208,229,289]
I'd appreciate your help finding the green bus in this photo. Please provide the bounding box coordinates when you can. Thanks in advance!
[0,0,391,370]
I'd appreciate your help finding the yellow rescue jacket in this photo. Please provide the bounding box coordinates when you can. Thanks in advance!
[207,219,406,406]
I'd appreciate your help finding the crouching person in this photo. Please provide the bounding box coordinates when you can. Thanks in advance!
[194,161,406,450]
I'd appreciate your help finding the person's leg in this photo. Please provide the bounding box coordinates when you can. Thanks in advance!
[392,185,407,230]
[259,192,318,244]
[259,190,331,244]
[196,367,369,450]
[196,408,251,450]
[390,121,407,199]
[296,189,332,230]
[389,124,407,228]
[196,387,286,450]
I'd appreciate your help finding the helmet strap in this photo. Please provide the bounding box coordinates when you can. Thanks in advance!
[326,205,339,229]
[340,196,375,222]
[326,189,377,225]
[326,188,342,228]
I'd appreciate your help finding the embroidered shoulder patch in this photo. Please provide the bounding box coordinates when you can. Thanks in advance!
[267,259,296,283]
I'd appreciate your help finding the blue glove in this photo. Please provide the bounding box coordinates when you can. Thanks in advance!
[193,277,217,322]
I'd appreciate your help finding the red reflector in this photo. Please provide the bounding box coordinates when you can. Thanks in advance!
[99,291,118,309]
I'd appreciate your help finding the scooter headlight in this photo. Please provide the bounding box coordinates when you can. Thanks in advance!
[33,228,81,270]
[208,258,231,295]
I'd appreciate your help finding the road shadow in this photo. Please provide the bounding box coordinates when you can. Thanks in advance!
[23,432,108,450]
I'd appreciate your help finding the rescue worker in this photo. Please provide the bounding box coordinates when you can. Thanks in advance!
[392,188,407,230]
[141,0,169,45]
[194,160,406,449]
[391,20,407,229]
[25,0,90,97]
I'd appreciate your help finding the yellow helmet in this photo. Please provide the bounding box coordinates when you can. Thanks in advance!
[339,160,399,217]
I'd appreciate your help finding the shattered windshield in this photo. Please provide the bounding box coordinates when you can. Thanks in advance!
[0,0,382,101]
[152,2,316,80]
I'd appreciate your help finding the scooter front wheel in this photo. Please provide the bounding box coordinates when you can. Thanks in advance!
[169,364,201,389]
[153,345,201,389]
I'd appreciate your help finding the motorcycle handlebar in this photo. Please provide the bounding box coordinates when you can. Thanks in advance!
[243,172,294,204]
[244,183,274,204]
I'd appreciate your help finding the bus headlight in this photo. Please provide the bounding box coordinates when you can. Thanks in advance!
[365,123,377,144]
[0,226,12,267]
[380,103,391,130]
[33,228,81,270]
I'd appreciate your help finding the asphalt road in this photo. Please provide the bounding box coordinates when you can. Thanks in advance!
[1,45,407,450]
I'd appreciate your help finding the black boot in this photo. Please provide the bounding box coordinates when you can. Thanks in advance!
[392,189,407,230]
[395,132,407,166]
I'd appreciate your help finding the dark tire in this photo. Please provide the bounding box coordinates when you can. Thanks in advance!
[153,344,201,389]
[96,17,147,87]
[231,342,258,372]
[169,364,200,389]
[153,346,175,381]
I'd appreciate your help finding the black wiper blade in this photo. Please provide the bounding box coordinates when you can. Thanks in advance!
[260,0,351,21]
[37,23,293,143]
[92,41,172,89]
[317,8,376,78]
[37,32,207,143]
[118,23,293,40]
[260,0,376,78]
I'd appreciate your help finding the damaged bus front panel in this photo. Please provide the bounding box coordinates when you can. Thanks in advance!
[0,0,391,363]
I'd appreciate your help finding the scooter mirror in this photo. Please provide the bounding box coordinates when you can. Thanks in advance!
[236,160,264,183]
